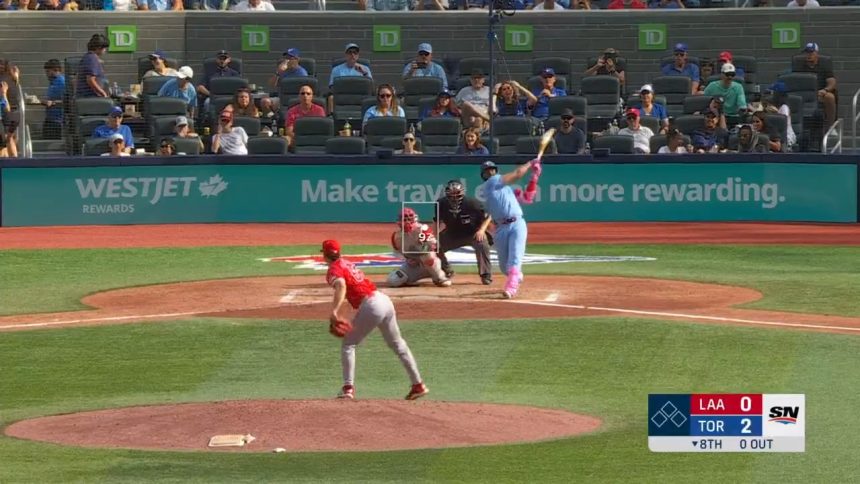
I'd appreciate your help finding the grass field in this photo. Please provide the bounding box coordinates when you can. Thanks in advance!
[1,243,859,483]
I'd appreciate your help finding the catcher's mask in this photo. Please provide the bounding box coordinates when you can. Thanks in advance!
[398,207,419,232]
[445,180,465,212]
[480,160,497,181]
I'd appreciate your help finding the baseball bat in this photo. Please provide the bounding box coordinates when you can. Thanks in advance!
[536,128,556,161]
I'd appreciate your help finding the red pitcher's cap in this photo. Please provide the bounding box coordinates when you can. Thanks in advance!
[321,239,341,255]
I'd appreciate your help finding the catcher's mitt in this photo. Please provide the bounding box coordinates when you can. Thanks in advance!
[329,317,353,338]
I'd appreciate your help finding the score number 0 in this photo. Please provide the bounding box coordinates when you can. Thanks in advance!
[740,396,752,434]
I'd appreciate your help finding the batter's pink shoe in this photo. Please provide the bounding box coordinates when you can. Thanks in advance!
[337,385,355,399]
[406,382,429,400]
[503,268,521,299]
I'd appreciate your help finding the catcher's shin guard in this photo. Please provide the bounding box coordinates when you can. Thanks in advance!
[420,253,451,287]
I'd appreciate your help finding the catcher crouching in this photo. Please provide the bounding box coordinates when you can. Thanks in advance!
[386,207,452,288]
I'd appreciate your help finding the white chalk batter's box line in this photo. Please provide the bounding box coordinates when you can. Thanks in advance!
[400,201,441,255]
[4,291,859,334]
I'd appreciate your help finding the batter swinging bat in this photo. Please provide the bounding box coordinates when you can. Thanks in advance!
[536,128,556,161]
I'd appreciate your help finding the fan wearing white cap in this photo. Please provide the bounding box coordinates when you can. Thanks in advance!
[702,62,747,125]
[100,133,130,157]
[402,43,448,91]
[787,0,820,7]
[637,84,668,134]
[230,0,275,10]
[157,66,197,118]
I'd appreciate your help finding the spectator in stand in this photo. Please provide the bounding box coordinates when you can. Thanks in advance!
[229,87,260,118]
[554,108,586,154]
[269,48,308,89]
[492,80,528,117]
[531,0,566,9]
[330,43,372,88]
[395,132,423,155]
[101,133,130,157]
[648,0,684,8]
[93,107,134,154]
[211,109,248,155]
[638,84,668,134]
[795,42,837,128]
[607,0,645,8]
[455,69,491,130]
[658,128,692,154]
[693,95,727,130]
[0,60,20,158]
[703,63,746,125]
[584,48,626,92]
[360,0,408,10]
[284,84,325,149]
[41,59,65,140]
[572,0,590,9]
[691,109,729,153]
[173,115,204,152]
[230,0,274,10]
[763,81,796,150]
[197,50,240,101]
[157,137,178,156]
[528,67,566,121]
[696,57,715,93]
[420,90,461,121]
[138,0,183,9]
[194,0,236,9]
[143,50,178,79]
[0,78,18,158]
[716,51,745,81]
[456,127,489,155]
[37,0,75,9]
[157,66,197,117]
[402,43,448,91]
[416,0,448,10]
[617,108,653,154]
[76,34,109,98]
[735,124,766,153]
[661,43,699,94]
[751,111,783,152]
[454,0,488,8]
[787,0,819,7]
[362,83,405,128]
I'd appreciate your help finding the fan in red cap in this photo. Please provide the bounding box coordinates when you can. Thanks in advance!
[320,239,430,401]
[617,107,655,154]
[717,50,745,80]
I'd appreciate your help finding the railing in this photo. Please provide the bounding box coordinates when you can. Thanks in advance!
[14,82,32,158]
[853,86,860,151]
[822,119,842,154]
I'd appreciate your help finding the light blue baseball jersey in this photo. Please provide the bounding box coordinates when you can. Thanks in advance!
[329,63,373,87]
[481,174,523,223]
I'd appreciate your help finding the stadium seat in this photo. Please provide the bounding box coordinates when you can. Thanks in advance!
[683,94,713,114]
[74,97,115,116]
[363,117,407,153]
[534,56,573,88]
[82,137,109,156]
[591,134,634,154]
[173,137,202,155]
[148,115,192,149]
[416,97,437,120]
[652,76,692,117]
[457,57,491,78]
[248,136,289,155]
[293,117,335,154]
[580,76,621,121]
[402,77,444,121]
[325,136,365,154]
[278,77,320,101]
[298,58,317,77]
[777,73,819,118]
[649,133,691,154]
[672,114,705,135]
[141,76,173,97]
[492,117,532,154]
[331,76,374,122]
[548,96,587,117]
[209,77,250,97]
[77,117,107,139]
[146,97,189,126]
[515,136,557,156]
[419,117,460,154]
[637,116,662,134]
[763,113,789,152]
[233,116,261,137]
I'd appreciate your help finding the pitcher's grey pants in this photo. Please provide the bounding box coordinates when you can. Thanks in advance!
[341,291,422,387]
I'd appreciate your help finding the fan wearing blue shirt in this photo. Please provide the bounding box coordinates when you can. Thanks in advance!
[402,43,448,91]
[93,107,134,153]
[661,43,700,94]
[329,43,373,87]
[158,66,197,117]
[76,34,109,98]
[637,84,668,134]
[527,67,567,120]
[42,59,65,139]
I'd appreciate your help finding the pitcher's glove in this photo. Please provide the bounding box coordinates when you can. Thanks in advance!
[329,317,353,338]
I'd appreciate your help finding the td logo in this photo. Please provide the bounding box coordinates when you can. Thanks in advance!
[242,25,270,52]
[373,25,401,52]
[772,22,801,49]
[505,25,533,52]
[638,24,666,51]
[107,25,137,53]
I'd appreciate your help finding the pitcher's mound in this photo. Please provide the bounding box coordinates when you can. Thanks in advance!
[5,399,602,452]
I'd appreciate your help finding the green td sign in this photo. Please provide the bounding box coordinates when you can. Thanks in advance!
[504,25,533,52]
[772,22,801,49]
[638,24,666,51]
[107,26,137,53]
[373,25,401,52]
[241,25,270,52]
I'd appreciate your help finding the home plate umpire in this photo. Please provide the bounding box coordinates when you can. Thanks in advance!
[434,179,494,285]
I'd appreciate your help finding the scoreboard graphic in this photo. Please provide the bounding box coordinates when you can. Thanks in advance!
[648,394,805,452]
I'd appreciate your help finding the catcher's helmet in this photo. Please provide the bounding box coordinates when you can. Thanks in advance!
[398,207,419,231]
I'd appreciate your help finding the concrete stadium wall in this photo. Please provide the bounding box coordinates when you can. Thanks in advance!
[2,9,859,118]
